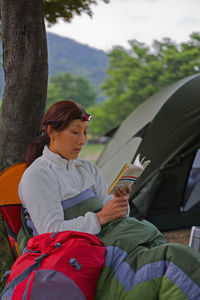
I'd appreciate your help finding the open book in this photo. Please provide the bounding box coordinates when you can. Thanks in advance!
[107,154,151,194]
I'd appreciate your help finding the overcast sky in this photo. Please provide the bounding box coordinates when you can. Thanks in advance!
[47,0,200,51]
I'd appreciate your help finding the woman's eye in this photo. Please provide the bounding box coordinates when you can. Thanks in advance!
[72,131,79,135]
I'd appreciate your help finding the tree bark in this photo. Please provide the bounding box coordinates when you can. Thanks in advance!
[0,0,48,283]
[0,0,48,172]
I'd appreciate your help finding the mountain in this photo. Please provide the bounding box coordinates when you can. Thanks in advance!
[0,32,109,103]
[47,32,108,103]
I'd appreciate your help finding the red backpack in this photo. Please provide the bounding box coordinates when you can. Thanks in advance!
[1,230,106,300]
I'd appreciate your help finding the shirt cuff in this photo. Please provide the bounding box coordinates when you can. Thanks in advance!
[93,213,101,233]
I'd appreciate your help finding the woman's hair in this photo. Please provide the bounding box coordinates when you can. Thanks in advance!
[24,100,87,166]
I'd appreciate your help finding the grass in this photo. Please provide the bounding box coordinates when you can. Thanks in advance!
[79,143,105,163]
[162,229,191,245]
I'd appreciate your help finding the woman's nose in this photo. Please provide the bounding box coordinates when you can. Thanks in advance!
[78,134,86,145]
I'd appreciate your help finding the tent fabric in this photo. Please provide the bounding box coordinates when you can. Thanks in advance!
[0,163,26,205]
[132,74,200,193]
[0,163,26,258]
[183,180,200,211]
[183,150,200,210]
[97,74,200,185]
[97,73,200,230]
[0,163,26,233]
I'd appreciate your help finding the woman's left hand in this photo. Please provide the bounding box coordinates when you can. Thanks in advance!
[114,185,132,215]
[96,185,132,226]
[114,185,132,198]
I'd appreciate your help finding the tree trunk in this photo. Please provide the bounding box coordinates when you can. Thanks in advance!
[0,0,48,283]
[0,0,48,172]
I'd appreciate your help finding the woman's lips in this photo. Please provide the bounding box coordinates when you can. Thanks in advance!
[74,148,81,153]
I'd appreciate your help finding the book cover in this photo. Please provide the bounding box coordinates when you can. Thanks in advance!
[107,154,151,194]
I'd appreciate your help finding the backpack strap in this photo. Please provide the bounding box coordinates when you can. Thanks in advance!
[1,259,41,296]
[0,249,50,297]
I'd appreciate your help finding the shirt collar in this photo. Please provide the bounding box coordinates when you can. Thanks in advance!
[42,145,75,170]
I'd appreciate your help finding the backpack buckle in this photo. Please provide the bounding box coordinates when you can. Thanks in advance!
[69,258,82,271]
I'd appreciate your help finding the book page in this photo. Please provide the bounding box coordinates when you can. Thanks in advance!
[107,154,151,194]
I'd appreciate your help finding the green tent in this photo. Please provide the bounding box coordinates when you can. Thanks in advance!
[97,73,200,231]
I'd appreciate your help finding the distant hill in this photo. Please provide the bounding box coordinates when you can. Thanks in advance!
[47,32,108,103]
[0,32,109,103]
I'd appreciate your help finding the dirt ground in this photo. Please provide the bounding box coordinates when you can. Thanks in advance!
[162,229,191,245]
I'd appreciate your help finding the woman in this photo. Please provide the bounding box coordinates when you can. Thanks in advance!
[18,100,200,300]
[18,100,131,238]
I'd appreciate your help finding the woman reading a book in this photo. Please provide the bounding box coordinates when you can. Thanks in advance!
[17,100,200,300]
[18,100,131,238]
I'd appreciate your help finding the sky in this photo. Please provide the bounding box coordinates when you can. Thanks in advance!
[47,0,200,52]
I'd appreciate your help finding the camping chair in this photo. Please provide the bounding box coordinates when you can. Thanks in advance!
[0,163,26,259]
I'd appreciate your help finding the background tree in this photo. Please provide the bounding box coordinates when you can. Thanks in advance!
[0,0,108,289]
[43,0,109,24]
[0,0,108,173]
[89,33,200,136]
[0,0,48,288]
[47,72,96,109]
[0,1,48,173]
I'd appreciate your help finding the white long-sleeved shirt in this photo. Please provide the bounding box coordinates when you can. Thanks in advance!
[18,146,130,235]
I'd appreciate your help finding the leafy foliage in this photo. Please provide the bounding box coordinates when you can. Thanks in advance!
[43,0,109,25]
[0,1,109,26]
[0,219,14,292]
[89,32,200,136]
[47,72,96,109]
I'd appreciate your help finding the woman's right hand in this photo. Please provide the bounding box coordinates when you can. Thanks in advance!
[96,195,129,226]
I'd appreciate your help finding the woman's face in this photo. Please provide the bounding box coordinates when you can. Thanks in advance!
[48,119,88,160]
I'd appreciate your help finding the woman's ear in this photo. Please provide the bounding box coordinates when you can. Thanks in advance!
[47,125,56,139]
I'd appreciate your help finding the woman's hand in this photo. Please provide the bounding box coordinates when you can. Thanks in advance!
[96,185,132,226]
[114,185,132,198]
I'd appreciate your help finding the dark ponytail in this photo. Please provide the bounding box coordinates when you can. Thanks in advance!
[24,131,49,166]
[24,100,87,166]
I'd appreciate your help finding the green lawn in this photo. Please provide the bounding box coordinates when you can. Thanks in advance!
[79,143,105,163]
